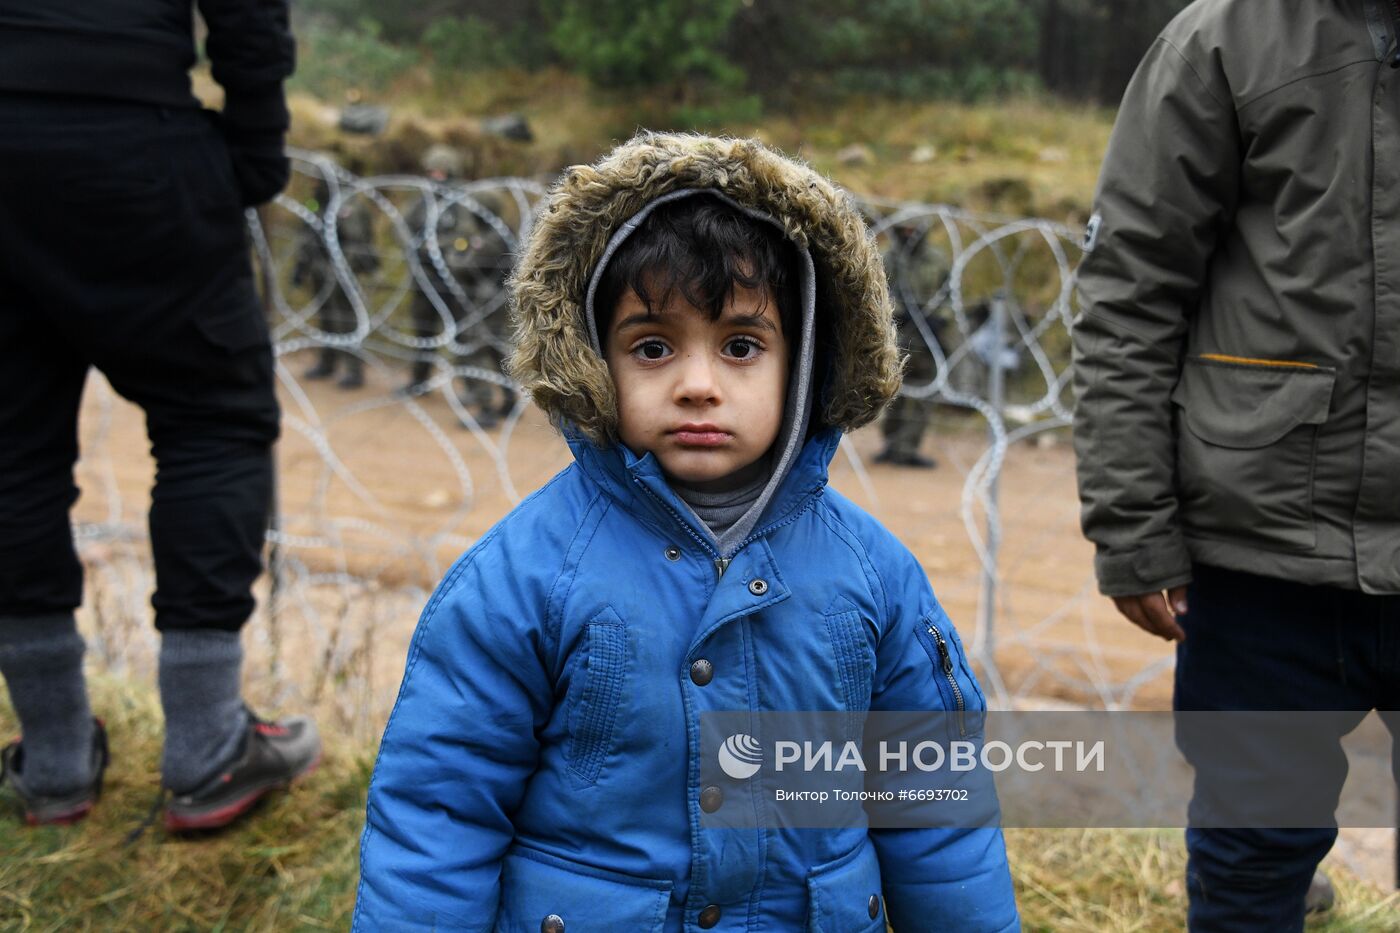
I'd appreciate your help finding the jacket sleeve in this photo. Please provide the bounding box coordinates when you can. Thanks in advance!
[197,0,297,205]
[197,0,295,136]
[866,547,1019,933]
[353,542,554,932]
[1072,36,1241,597]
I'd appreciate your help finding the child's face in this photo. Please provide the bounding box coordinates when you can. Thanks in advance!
[605,282,789,486]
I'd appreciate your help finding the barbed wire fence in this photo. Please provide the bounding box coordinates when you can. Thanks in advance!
[71,152,1177,743]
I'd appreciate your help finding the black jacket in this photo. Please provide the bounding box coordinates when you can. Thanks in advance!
[0,0,295,203]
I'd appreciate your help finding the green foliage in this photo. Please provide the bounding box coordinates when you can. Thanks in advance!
[815,0,1038,71]
[668,94,764,133]
[423,15,554,73]
[543,0,745,91]
[291,19,421,96]
[726,0,1039,104]
[423,16,508,72]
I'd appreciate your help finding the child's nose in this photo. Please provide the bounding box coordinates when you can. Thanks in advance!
[674,351,721,405]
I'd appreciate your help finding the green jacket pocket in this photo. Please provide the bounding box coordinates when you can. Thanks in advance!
[1171,356,1335,550]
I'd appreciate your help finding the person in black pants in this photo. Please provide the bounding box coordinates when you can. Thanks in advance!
[0,0,319,829]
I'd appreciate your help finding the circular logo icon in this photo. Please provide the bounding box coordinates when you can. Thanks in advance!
[718,733,763,780]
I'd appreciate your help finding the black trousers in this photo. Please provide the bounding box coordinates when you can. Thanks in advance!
[1175,562,1400,932]
[0,95,278,632]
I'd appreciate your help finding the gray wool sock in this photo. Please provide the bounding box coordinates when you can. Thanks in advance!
[0,613,96,796]
[158,629,249,793]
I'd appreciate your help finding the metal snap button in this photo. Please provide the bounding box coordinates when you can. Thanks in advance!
[664,546,681,561]
[868,894,880,919]
[698,905,722,928]
[748,578,768,596]
[700,785,724,812]
[690,658,714,686]
[541,914,565,933]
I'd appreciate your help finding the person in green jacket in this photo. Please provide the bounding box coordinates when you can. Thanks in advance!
[1073,1,1400,929]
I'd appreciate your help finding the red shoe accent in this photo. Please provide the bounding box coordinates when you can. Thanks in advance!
[25,800,94,827]
[163,753,321,832]
[164,789,266,832]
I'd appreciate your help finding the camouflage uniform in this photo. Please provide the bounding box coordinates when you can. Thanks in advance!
[876,226,951,468]
[406,148,516,427]
[292,179,378,389]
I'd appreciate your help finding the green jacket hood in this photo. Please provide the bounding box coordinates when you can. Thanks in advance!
[507,132,900,446]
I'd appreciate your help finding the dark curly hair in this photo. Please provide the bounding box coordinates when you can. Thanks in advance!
[594,194,802,352]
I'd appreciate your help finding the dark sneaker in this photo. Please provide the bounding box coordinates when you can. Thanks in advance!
[164,710,320,832]
[897,451,938,469]
[303,358,335,381]
[873,447,938,469]
[0,719,109,825]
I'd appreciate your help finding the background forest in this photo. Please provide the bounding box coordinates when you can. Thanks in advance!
[291,0,1194,107]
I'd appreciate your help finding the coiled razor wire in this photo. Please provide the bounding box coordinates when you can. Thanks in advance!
[68,153,1174,739]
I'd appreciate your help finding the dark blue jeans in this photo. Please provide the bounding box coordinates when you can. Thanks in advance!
[1175,562,1400,932]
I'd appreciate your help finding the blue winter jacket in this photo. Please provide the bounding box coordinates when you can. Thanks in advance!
[354,428,1019,932]
[354,134,1019,932]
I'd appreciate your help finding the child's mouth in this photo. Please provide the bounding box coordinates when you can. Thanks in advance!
[671,426,731,447]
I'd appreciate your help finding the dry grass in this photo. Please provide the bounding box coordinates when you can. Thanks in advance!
[0,676,367,932]
[3,677,1397,931]
[1005,829,1400,932]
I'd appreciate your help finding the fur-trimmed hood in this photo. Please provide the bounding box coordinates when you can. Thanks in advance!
[507,132,901,446]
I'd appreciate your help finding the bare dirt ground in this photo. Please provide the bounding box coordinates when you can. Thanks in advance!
[73,350,1167,703]
[67,352,1395,890]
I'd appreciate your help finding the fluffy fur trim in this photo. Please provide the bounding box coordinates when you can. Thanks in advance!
[507,132,901,445]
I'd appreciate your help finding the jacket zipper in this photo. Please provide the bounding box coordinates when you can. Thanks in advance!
[926,621,967,736]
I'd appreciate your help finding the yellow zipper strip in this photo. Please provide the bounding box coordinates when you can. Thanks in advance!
[1199,353,1319,370]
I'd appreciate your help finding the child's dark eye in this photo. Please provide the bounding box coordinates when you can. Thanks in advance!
[725,337,763,359]
[633,340,671,361]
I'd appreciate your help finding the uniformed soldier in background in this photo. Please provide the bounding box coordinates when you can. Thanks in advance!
[875,222,950,468]
[292,173,379,389]
[404,144,517,428]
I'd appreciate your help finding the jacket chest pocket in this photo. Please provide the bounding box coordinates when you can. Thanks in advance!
[496,845,671,933]
[825,608,875,714]
[1171,356,1336,551]
[565,609,629,787]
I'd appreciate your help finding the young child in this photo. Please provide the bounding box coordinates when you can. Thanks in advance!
[354,134,1018,932]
